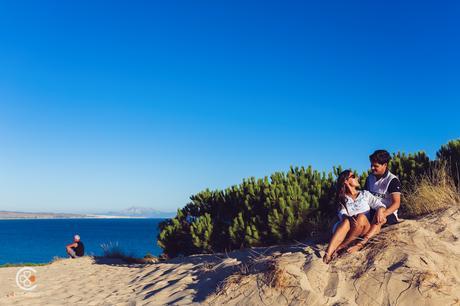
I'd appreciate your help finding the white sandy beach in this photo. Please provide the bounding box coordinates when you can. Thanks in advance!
[1,208,459,306]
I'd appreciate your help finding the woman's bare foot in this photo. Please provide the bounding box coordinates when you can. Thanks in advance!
[323,250,341,264]
[347,240,367,253]
[323,253,332,264]
[335,244,346,253]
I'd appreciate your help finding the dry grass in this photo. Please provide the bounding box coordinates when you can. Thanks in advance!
[215,255,289,299]
[99,242,155,264]
[404,162,460,217]
[100,241,128,258]
[215,273,245,295]
[213,263,253,299]
[263,260,292,290]
[267,264,287,289]
[411,270,452,295]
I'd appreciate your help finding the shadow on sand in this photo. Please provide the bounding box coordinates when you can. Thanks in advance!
[139,242,321,303]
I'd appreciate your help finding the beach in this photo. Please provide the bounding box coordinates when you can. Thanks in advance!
[1,207,459,306]
[1,1,458,305]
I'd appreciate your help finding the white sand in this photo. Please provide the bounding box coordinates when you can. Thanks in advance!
[1,208,459,306]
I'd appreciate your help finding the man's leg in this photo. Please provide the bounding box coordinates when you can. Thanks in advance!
[66,247,77,258]
[323,218,350,263]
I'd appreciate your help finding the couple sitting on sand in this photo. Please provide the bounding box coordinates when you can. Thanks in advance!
[323,150,401,264]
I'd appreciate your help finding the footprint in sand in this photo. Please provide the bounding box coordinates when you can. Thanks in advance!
[324,271,339,297]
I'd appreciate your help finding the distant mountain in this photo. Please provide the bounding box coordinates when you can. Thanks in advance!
[103,207,176,218]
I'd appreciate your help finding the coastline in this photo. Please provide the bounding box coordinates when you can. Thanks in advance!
[0,210,173,220]
[0,212,152,220]
[0,216,148,220]
[1,208,459,305]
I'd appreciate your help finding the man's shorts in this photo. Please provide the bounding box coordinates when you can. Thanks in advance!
[68,248,77,258]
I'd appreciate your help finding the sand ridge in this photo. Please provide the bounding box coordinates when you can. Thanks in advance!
[1,208,459,306]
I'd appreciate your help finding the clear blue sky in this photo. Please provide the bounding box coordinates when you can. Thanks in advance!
[0,1,458,213]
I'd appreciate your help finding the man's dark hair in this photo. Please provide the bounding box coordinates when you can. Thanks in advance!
[369,150,391,165]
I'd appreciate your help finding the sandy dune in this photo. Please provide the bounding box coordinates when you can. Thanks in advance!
[1,208,459,306]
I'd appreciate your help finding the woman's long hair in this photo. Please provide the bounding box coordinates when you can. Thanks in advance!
[336,170,352,215]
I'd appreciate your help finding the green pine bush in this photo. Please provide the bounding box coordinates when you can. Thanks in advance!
[157,139,459,258]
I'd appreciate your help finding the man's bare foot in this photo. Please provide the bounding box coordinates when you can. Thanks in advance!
[347,241,366,254]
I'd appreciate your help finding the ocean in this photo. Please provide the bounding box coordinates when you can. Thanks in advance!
[0,218,165,265]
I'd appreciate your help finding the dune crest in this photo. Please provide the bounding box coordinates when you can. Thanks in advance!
[1,208,459,305]
[209,208,460,306]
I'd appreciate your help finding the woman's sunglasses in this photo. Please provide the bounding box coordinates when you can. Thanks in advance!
[348,174,356,179]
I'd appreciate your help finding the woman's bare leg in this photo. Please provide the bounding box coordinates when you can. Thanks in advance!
[345,214,372,253]
[347,214,384,253]
[363,214,385,240]
[337,214,370,251]
[323,219,350,263]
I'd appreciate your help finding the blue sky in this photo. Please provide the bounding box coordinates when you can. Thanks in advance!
[0,1,458,213]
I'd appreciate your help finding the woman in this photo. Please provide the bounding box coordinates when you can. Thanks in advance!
[323,170,387,264]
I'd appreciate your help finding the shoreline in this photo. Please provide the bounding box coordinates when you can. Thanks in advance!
[1,209,459,305]
[0,211,173,220]
[0,216,149,220]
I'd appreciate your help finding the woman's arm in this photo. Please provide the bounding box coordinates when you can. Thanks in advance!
[366,191,386,210]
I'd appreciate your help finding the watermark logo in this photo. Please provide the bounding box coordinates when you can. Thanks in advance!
[16,267,38,291]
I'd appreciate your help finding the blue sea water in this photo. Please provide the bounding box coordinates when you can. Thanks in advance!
[0,218,165,265]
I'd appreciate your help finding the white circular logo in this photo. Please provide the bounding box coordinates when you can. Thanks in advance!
[16,267,38,291]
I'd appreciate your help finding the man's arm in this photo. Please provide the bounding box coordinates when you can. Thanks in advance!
[66,242,78,248]
[384,193,400,217]
[384,178,401,217]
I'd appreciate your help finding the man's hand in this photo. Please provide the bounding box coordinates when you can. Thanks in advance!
[376,207,386,225]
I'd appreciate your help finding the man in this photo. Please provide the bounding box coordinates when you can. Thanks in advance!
[347,150,401,253]
[365,149,401,224]
[66,234,85,258]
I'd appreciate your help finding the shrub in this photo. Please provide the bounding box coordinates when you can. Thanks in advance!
[436,139,460,187]
[157,139,460,258]
[191,213,214,252]
[157,166,339,257]
[157,209,197,258]
[389,151,431,188]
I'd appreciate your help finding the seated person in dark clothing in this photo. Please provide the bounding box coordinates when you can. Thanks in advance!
[66,234,85,258]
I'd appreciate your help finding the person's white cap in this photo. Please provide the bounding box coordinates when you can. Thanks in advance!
[74,235,80,241]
